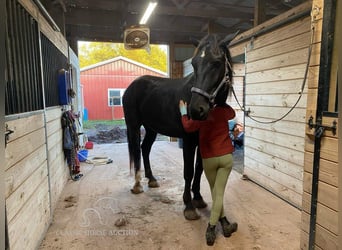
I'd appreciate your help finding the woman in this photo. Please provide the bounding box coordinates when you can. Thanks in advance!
[179,100,238,246]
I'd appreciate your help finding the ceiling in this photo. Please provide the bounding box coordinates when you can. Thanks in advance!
[41,0,307,46]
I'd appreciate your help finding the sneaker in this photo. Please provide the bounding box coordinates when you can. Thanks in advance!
[219,217,238,237]
[206,223,216,246]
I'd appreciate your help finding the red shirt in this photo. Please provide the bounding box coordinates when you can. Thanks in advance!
[181,105,235,158]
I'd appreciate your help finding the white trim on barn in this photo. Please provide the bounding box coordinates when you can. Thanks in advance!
[80,55,168,77]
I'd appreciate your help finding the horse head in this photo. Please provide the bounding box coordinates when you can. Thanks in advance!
[188,32,238,120]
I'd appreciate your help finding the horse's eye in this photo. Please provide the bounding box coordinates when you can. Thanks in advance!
[211,61,221,68]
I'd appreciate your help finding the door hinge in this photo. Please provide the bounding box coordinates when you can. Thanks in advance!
[5,124,14,148]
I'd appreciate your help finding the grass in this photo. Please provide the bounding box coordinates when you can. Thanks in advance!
[82,119,126,129]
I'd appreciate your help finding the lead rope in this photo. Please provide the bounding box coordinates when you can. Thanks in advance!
[232,10,317,124]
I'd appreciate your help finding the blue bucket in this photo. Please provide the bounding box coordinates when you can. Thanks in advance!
[78,149,88,162]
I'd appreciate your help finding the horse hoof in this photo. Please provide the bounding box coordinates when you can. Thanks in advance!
[192,199,207,209]
[184,209,200,220]
[148,180,160,188]
[131,184,144,194]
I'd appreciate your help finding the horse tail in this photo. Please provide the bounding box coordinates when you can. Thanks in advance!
[126,128,141,175]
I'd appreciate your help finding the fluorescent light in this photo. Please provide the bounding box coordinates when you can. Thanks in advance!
[139,1,158,25]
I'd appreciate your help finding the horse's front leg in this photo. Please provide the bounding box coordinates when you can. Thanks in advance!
[141,128,159,188]
[182,138,200,220]
[192,148,207,208]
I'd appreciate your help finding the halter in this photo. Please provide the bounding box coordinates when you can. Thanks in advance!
[190,57,232,104]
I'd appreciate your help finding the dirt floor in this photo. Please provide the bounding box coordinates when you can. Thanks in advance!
[39,141,301,250]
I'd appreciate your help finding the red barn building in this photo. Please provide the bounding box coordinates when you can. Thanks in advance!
[81,56,167,120]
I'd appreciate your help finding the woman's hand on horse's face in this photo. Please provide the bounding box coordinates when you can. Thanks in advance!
[179,100,188,116]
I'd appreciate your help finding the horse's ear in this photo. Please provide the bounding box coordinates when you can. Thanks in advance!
[190,37,200,47]
[220,30,240,46]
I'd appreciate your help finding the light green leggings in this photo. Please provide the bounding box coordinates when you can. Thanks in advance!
[202,154,233,226]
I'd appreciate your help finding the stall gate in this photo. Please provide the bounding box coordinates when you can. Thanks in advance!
[230,1,339,249]
[5,0,80,249]
[230,2,313,208]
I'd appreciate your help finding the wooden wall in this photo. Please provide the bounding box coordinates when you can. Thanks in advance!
[5,112,50,250]
[300,0,339,248]
[230,1,313,208]
[45,108,69,211]
[5,0,70,249]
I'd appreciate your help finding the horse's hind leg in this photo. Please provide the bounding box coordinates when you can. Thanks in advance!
[141,128,159,188]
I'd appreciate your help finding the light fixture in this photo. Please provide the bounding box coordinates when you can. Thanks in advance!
[139,1,158,25]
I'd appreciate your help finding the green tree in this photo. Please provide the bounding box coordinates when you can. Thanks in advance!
[78,42,167,72]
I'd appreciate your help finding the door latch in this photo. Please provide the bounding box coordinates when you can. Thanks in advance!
[307,115,337,138]
[5,124,14,147]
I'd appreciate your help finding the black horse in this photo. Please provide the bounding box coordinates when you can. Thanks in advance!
[122,33,236,220]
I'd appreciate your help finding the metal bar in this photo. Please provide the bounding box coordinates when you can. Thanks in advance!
[33,0,61,32]
[5,109,44,122]
[15,1,26,113]
[318,0,336,112]
[9,0,21,114]
[33,20,43,110]
[20,8,32,111]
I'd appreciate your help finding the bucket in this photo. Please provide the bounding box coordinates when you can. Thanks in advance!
[85,141,93,149]
[78,149,88,162]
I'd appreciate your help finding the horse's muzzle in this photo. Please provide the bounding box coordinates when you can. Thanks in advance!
[189,102,210,120]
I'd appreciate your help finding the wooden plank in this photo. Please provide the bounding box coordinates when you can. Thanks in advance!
[232,63,245,76]
[243,165,302,207]
[247,33,310,62]
[251,16,311,50]
[302,193,338,235]
[46,118,62,137]
[304,151,338,187]
[245,137,304,165]
[245,126,305,152]
[5,128,46,170]
[305,88,318,116]
[303,172,338,211]
[48,137,63,165]
[47,129,63,151]
[246,47,309,73]
[314,224,338,250]
[245,146,303,180]
[300,216,338,250]
[246,93,307,109]
[245,154,303,194]
[5,144,46,198]
[45,107,63,123]
[305,136,338,162]
[308,65,319,89]
[244,105,306,122]
[5,113,44,142]
[7,177,50,250]
[246,64,307,83]
[245,118,306,137]
[245,79,305,94]
[49,153,68,211]
[6,160,48,222]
